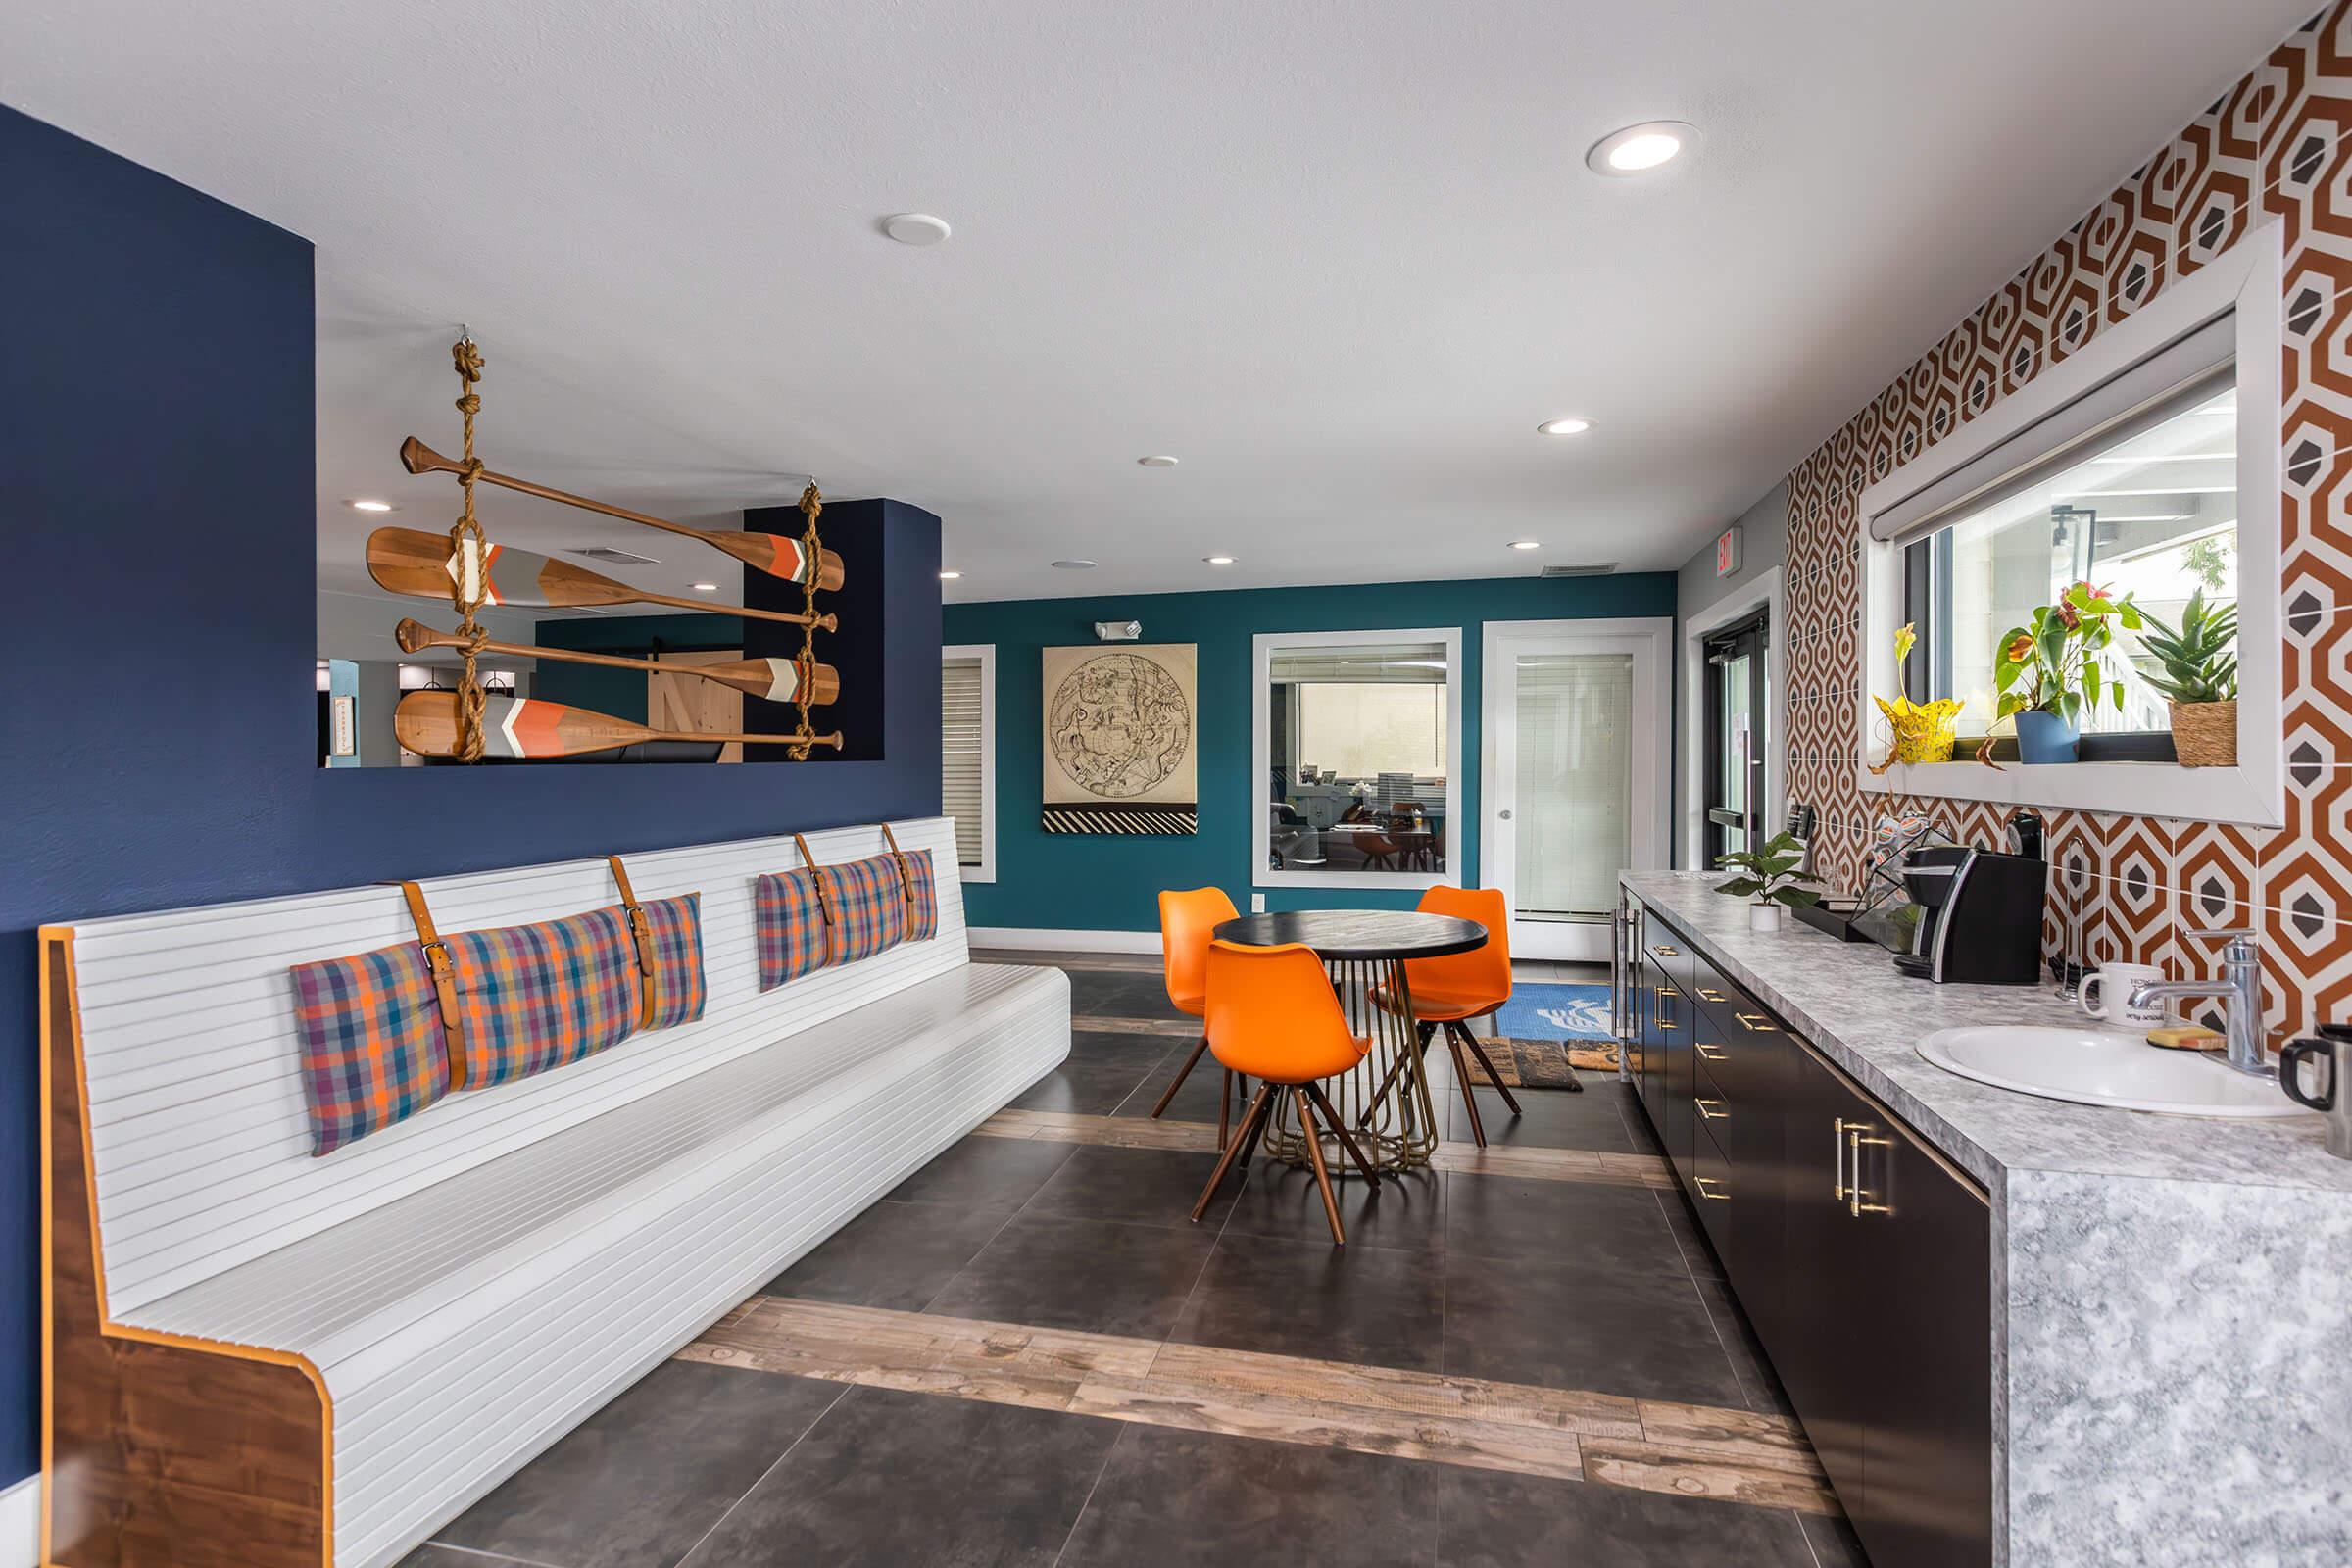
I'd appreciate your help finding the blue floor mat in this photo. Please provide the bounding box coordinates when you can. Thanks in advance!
[1494,983,1615,1042]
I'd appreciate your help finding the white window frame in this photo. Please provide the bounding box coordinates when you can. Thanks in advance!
[941,643,997,883]
[1854,216,2283,827]
[1252,626,1463,890]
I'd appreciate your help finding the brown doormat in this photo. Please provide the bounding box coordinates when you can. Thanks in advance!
[1473,1036,1621,1088]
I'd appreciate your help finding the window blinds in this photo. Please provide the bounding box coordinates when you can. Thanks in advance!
[941,658,986,867]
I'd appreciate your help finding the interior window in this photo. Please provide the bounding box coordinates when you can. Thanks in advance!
[1265,640,1450,876]
[1903,373,2236,744]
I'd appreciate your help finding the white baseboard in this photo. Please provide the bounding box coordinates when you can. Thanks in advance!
[1,1474,37,1568]
[967,925,1160,955]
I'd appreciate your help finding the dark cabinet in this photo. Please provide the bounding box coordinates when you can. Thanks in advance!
[1617,900,1992,1568]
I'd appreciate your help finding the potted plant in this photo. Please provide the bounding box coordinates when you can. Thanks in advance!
[1716,831,1822,933]
[1992,582,2141,764]
[2139,590,2238,767]
[1870,621,1965,772]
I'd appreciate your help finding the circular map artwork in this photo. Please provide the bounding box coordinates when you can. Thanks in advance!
[1048,653,1192,798]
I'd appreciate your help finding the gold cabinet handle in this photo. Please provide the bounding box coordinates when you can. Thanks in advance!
[1697,988,1728,1004]
[1693,1175,1729,1201]
[1694,1042,1725,1061]
[1833,1116,1850,1200]
[1735,1011,1778,1033]
[1652,945,1681,956]
[1847,1127,1893,1217]
[1696,1098,1729,1121]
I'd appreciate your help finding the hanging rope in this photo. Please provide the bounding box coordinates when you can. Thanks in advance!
[788,481,824,760]
[447,334,491,761]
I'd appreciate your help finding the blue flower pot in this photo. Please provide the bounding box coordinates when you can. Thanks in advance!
[2015,710,2080,764]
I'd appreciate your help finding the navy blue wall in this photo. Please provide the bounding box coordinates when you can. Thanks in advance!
[944,573,1676,934]
[0,105,940,1490]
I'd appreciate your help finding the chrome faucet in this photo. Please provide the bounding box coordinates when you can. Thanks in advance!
[2128,929,2271,1078]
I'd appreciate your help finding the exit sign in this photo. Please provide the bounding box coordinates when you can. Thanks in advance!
[1715,526,1741,577]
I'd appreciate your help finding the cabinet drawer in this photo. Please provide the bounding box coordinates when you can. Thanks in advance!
[1694,1056,1735,1136]
[1689,1113,1735,1257]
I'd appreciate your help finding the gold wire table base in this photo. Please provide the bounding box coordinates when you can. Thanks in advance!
[1262,957,1438,1174]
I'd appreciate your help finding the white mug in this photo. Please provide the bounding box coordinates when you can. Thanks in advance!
[2080,962,2167,1029]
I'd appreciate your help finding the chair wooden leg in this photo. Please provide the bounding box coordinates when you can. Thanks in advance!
[1453,1022,1524,1115]
[1234,1082,1272,1174]
[1303,1082,1384,1185]
[1218,1068,1232,1149]
[1450,1035,1489,1149]
[1294,1089,1346,1245]
[1151,1034,1211,1120]
[1193,1085,1272,1222]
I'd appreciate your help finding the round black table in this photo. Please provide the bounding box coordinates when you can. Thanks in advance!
[1211,909,1489,1172]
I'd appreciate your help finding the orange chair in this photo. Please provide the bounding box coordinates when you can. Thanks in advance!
[1150,887,1245,1145]
[1396,885,1546,1149]
[1188,941,1385,1244]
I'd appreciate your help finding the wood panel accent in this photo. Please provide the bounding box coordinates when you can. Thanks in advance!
[648,650,747,763]
[42,933,330,1568]
[970,1108,1677,1189]
[680,1297,1836,1514]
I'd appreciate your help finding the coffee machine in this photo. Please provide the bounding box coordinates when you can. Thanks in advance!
[1891,845,2046,985]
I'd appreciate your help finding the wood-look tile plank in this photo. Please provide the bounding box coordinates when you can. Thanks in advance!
[1070,1013,1200,1036]
[974,950,1162,974]
[1580,1438,1839,1513]
[682,1299,1837,1514]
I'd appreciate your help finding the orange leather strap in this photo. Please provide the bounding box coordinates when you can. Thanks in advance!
[609,855,659,1029]
[794,833,839,966]
[389,880,468,1090]
[878,823,915,906]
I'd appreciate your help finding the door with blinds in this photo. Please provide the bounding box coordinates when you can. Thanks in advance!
[1480,620,1671,962]
[941,648,993,880]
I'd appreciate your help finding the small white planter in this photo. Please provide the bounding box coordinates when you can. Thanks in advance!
[1748,903,1783,934]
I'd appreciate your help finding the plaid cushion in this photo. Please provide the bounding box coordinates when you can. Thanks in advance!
[446,905,642,1089]
[641,893,708,1028]
[756,868,832,990]
[901,849,940,942]
[289,943,453,1156]
[818,853,910,964]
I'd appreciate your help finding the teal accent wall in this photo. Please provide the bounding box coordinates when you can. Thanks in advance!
[945,573,1676,934]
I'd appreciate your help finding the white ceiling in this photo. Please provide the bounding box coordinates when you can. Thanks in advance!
[3,0,2313,612]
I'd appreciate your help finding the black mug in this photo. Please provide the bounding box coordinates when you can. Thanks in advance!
[2279,1025,2351,1158]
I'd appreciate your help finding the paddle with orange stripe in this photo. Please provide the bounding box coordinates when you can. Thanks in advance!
[395,690,843,760]
[367,527,835,629]
[401,437,845,590]
[394,619,840,706]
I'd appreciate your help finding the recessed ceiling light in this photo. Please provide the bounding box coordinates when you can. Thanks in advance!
[1052,560,1099,570]
[348,499,394,512]
[1204,556,1235,565]
[691,581,719,592]
[1586,121,1698,177]
[1138,455,1180,467]
[939,570,962,580]
[880,213,953,246]
[1538,417,1592,436]
[1509,541,1542,551]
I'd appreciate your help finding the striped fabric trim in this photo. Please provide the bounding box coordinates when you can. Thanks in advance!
[1043,803,1199,835]
[288,942,453,1156]
[642,893,708,1029]
[446,905,642,1089]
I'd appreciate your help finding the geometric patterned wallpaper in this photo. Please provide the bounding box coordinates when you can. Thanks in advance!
[1780,4,2351,1043]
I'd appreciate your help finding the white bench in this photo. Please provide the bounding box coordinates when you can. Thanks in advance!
[40,817,1069,1568]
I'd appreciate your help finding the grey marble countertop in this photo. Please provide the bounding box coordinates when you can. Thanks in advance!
[1620,870,2352,1193]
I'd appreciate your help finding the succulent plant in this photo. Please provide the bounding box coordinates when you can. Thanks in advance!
[2137,590,2238,706]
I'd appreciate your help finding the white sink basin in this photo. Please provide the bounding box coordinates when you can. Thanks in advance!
[1918,1026,2311,1118]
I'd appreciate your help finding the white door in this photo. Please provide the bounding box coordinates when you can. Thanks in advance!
[1481,619,1672,962]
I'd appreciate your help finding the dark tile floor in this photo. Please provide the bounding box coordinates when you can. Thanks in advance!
[400,954,1848,1568]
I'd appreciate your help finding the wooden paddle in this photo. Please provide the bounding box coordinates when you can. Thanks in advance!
[367,527,836,630]
[401,437,845,591]
[394,619,840,706]
[396,689,843,760]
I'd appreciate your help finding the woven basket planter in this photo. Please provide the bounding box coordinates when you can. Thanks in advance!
[2170,700,2237,768]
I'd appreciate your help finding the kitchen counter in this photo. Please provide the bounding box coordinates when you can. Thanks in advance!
[1620,870,2352,1567]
